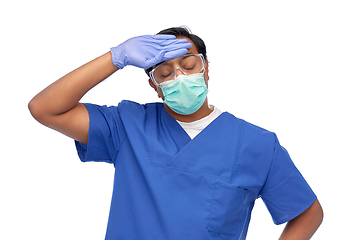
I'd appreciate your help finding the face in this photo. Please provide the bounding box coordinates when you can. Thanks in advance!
[148,37,209,99]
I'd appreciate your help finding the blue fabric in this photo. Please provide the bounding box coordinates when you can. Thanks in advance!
[75,100,316,240]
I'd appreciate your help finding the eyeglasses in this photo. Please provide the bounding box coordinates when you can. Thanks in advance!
[149,53,205,86]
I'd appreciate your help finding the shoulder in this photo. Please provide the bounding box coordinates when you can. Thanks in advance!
[117,100,163,114]
[83,101,164,125]
[225,113,281,191]
[225,112,277,147]
[115,101,164,125]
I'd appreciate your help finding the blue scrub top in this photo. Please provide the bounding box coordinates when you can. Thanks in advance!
[75,100,316,240]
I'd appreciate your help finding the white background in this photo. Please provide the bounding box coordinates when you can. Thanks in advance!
[1,0,359,239]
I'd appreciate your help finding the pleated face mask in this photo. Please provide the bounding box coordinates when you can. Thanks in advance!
[160,73,208,115]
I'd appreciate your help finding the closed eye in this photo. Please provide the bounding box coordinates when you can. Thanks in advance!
[183,65,195,71]
[162,72,172,78]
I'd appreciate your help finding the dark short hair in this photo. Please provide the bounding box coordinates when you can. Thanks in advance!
[144,26,207,77]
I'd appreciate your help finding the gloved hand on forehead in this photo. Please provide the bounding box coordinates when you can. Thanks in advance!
[111,35,192,69]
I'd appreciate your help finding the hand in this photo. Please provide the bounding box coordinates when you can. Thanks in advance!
[110,35,192,69]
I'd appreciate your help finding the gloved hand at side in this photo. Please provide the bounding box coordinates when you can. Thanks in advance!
[110,35,192,69]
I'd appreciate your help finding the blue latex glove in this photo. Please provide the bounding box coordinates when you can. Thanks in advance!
[110,35,192,69]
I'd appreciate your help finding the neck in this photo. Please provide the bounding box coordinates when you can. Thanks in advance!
[164,98,213,123]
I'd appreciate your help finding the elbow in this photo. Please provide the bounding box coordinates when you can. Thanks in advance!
[28,98,46,124]
[28,98,38,119]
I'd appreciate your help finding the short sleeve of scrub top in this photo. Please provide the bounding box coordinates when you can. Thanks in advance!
[75,103,126,164]
[259,135,317,225]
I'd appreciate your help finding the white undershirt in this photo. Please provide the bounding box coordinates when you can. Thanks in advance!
[176,105,222,139]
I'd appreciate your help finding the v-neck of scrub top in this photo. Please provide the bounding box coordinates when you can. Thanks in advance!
[154,105,244,181]
[176,105,222,139]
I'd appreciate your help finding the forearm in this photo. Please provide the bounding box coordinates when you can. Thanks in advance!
[279,199,323,240]
[28,35,191,144]
[29,51,118,121]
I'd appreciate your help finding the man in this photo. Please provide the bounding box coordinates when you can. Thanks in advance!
[29,27,323,240]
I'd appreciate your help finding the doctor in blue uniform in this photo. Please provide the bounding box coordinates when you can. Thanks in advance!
[29,27,323,240]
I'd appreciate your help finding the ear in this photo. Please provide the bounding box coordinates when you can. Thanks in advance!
[148,79,163,99]
[205,60,210,81]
